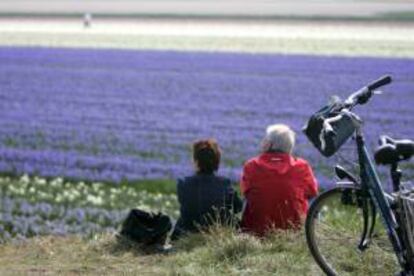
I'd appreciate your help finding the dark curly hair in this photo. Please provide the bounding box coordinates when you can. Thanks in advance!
[192,139,221,174]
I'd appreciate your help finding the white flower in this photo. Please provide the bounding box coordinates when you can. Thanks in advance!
[86,194,103,206]
[20,174,30,185]
[28,186,36,194]
[34,177,46,186]
[50,177,63,188]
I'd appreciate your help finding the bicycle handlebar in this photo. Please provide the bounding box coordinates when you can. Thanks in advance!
[320,76,392,140]
[344,75,392,108]
[367,75,392,91]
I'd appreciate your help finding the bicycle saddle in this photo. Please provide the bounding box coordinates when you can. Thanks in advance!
[374,135,414,165]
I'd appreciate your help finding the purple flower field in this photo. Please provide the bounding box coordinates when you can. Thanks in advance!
[1,195,124,240]
[0,47,413,186]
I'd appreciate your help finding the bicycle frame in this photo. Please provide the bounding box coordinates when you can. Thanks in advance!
[354,126,409,271]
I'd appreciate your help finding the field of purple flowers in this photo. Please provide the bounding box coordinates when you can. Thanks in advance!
[0,47,413,186]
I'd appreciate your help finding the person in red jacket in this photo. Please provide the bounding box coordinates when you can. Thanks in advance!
[241,124,318,236]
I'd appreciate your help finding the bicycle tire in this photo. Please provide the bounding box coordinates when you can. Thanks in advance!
[305,187,399,275]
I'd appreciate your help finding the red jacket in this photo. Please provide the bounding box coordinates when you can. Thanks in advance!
[240,152,318,236]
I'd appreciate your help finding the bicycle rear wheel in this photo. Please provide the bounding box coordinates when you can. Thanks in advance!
[305,187,399,275]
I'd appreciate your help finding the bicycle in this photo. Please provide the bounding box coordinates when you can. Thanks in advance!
[303,75,414,275]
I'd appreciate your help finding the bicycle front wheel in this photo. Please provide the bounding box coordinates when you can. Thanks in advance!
[305,187,399,275]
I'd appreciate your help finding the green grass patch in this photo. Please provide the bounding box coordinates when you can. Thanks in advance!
[120,178,176,194]
[0,224,400,275]
[379,11,414,21]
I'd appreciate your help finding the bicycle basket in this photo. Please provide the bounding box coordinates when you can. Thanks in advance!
[303,103,356,157]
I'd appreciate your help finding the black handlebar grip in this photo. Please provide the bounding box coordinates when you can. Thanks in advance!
[367,75,392,91]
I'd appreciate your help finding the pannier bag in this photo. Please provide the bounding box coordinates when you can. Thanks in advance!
[119,209,172,245]
[303,102,356,157]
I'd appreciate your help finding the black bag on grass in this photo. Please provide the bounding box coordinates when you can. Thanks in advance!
[119,209,172,245]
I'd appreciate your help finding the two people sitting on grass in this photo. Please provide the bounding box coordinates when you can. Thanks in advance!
[173,124,319,238]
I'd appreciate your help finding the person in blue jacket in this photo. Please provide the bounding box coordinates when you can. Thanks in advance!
[172,139,242,239]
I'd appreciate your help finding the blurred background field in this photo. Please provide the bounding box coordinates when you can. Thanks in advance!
[1,18,414,57]
[1,0,414,56]
[2,0,414,19]
[0,1,414,274]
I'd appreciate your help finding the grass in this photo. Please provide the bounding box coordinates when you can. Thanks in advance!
[380,11,414,21]
[0,227,322,275]
[0,223,401,275]
[0,234,163,275]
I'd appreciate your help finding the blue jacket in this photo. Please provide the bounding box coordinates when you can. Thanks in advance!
[173,173,242,237]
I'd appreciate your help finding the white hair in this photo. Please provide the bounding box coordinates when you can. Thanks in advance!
[261,124,295,154]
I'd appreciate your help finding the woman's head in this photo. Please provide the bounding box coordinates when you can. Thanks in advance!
[192,139,221,174]
[261,124,296,154]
